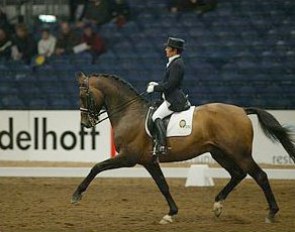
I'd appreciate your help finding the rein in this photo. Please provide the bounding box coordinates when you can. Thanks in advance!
[93,91,147,124]
[79,77,147,126]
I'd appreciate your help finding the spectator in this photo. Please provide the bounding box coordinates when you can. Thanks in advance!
[55,21,80,56]
[110,0,131,28]
[69,0,86,22]
[0,8,13,34]
[0,28,12,61]
[83,0,113,26]
[168,0,198,13]
[38,28,56,57]
[11,23,37,64]
[168,0,217,14]
[81,23,106,59]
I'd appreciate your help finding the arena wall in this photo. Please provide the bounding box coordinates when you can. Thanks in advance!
[0,110,295,165]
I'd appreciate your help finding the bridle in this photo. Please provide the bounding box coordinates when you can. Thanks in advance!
[79,78,101,127]
[79,76,147,127]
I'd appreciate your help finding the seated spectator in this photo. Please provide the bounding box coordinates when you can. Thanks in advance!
[83,0,113,26]
[55,21,80,56]
[69,0,86,22]
[110,0,131,28]
[81,23,106,58]
[168,0,217,14]
[11,23,37,64]
[0,28,12,61]
[38,28,56,57]
[0,8,13,34]
[168,0,198,13]
[195,0,218,14]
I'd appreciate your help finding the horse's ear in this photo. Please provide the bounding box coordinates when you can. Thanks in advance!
[76,72,86,83]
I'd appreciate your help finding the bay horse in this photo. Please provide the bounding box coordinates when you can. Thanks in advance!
[72,72,295,224]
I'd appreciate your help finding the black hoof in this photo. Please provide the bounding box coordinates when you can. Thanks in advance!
[265,207,279,223]
[71,191,82,204]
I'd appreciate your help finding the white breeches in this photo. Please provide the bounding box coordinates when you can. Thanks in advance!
[152,100,174,121]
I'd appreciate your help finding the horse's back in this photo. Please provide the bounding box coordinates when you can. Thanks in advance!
[192,103,253,153]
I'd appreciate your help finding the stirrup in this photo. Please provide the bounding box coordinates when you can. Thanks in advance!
[157,145,167,155]
[158,146,167,155]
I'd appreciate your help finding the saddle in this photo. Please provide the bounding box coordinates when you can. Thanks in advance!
[145,105,195,138]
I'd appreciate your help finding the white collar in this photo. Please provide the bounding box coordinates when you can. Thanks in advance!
[166,54,180,67]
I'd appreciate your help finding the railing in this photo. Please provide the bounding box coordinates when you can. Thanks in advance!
[2,0,69,25]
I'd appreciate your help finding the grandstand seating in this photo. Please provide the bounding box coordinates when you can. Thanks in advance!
[0,0,294,109]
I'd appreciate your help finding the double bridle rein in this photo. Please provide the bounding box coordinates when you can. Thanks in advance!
[79,77,147,126]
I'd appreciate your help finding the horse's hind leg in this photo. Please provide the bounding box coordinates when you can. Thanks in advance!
[211,149,247,217]
[240,158,279,223]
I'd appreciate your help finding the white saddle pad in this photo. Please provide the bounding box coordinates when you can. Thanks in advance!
[145,106,195,138]
[166,106,195,137]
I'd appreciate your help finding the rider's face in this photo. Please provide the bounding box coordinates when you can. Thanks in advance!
[165,46,177,58]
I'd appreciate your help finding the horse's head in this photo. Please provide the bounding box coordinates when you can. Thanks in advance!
[77,72,105,128]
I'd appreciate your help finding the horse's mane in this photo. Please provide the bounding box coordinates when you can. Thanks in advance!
[92,73,148,103]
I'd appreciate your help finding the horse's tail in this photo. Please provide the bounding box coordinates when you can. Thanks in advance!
[245,107,295,163]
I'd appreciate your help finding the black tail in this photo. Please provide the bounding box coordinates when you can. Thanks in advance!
[245,107,295,163]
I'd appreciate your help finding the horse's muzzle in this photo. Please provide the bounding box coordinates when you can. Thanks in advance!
[81,122,92,128]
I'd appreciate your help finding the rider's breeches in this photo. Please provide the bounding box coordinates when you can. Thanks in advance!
[152,100,173,121]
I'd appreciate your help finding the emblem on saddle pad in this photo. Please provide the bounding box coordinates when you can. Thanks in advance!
[179,119,191,129]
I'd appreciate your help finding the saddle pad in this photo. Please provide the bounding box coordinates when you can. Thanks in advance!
[166,106,195,137]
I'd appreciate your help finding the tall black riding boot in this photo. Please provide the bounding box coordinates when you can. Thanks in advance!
[154,118,167,155]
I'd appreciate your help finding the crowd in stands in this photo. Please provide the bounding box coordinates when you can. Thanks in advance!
[1,0,294,110]
[1,0,215,66]
[0,20,107,65]
[0,0,134,65]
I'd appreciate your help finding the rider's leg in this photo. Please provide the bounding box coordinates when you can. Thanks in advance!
[152,101,173,154]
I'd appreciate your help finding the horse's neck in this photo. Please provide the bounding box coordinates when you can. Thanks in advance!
[101,78,148,127]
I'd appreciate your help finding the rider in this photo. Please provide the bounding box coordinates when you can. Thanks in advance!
[146,37,190,155]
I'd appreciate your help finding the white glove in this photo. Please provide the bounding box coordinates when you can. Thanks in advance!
[148,81,159,86]
[146,84,154,93]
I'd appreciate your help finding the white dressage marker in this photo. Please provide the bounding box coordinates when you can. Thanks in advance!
[185,164,214,187]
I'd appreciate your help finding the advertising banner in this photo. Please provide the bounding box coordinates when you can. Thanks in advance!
[0,111,112,162]
[0,110,295,164]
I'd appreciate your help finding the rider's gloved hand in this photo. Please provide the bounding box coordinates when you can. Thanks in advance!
[148,81,159,86]
[146,81,159,93]
[146,84,155,93]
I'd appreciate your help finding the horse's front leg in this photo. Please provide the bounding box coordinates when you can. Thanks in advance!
[71,154,136,204]
[144,162,178,224]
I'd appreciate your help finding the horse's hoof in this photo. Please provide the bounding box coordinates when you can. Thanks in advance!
[213,201,223,217]
[71,192,82,204]
[265,214,276,223]
[265,216,275,223]
[159,215,174,224]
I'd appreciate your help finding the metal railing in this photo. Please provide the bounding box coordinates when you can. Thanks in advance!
[1,0,69,25]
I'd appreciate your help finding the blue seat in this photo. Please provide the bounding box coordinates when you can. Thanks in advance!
[0,83,17,94]
[50,98,72,109]
[71,52,93,65]
[29,99,49,109]
[2,95,25,109]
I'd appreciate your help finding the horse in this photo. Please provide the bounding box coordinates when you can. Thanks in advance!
[72,72,295,224]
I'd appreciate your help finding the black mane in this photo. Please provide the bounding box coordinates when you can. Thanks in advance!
[92,73,148,102]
